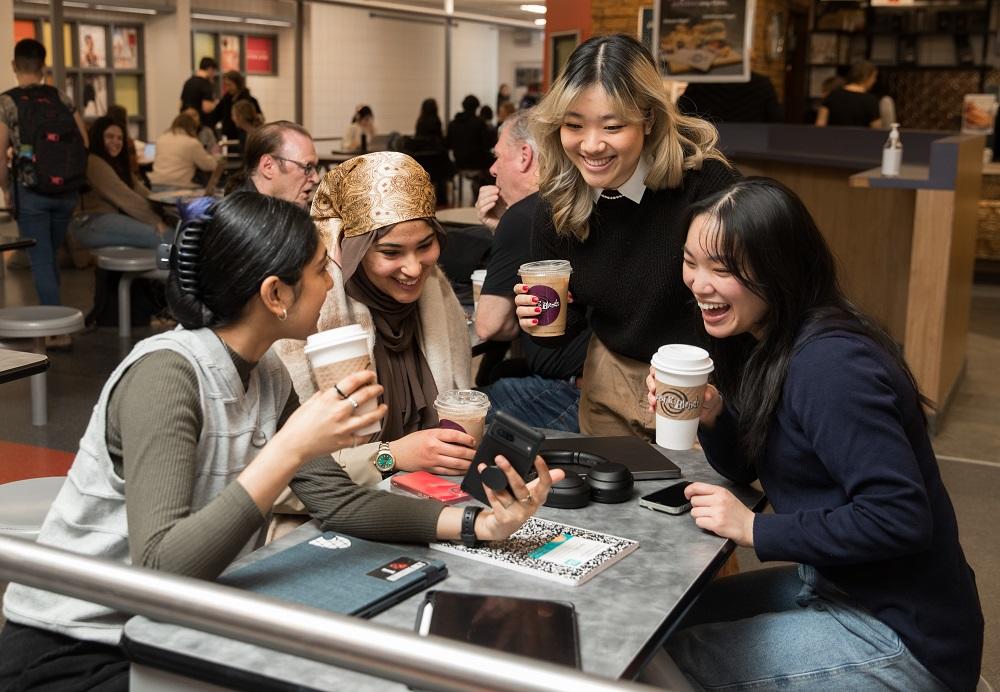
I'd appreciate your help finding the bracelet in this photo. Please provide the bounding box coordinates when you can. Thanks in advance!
[460,506,483,548]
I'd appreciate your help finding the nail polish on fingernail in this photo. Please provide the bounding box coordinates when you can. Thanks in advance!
[532,296,539,304]
[534,307,542,314]
[532,319,539,325]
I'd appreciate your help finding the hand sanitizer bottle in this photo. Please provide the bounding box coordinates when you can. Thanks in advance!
[882,123,902,177]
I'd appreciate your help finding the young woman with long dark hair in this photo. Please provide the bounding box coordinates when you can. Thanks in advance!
[515,33,738,437]
[0,192,559,690]
[644,178,983,691]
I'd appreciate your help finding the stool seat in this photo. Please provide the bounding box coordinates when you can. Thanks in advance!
[0,476,66,539]
[94,246,158,272]
[0,306,85,338]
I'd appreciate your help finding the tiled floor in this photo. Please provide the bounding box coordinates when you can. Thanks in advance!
[1,229,998,685]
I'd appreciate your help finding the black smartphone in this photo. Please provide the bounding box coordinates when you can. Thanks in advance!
[460,412,544,505]
[638,481,693,515]
[415,591,580,668]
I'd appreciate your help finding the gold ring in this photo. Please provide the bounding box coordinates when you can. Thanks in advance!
[519,493,533,504]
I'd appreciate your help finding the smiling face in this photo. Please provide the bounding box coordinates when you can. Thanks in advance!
[683,214,769,341]
[559,84,646,191]
[360,219,440,304]
[103,124,124,159]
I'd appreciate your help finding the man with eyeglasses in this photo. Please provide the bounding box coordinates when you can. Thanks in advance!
[229,120,320,208]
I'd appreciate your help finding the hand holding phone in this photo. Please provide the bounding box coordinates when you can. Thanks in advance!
[461,412,545,504]
[639,481,692,515]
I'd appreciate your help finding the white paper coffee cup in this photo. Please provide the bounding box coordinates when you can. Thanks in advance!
[470,269,487,316]
[434,389,491,446]
[650,344,714,450]
[304,324,381,436]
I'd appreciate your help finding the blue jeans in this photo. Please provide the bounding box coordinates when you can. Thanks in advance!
[481,375,580,432]
[71,213,166,249]
[14,183,78,305]
[663,565,948,691]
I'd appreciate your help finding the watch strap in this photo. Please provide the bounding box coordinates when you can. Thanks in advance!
[460,506,483,548]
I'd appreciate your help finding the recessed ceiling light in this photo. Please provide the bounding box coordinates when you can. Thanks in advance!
[245,17,292,27]
[534,18,546,25]
[520,4,546,14]
[94,4,157,13]
[191,12,243,22]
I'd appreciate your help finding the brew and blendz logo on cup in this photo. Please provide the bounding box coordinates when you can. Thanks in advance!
[438,419,467,434]
[527,284,561,326]
[656,382,704,421]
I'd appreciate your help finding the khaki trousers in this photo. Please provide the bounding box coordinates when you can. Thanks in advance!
[579,335,655,440]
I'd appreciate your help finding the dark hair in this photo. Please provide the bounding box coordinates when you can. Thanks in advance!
[479,105,494,122]
[14,39,45,74]
[167,192,319,329]
[848,60,877,86]
[352,105,373,123]
[108,104,128,129]
[89,116,133,187]
[222,70,246,93]
[684,177,929,464]
[461,94,480,113]
[415,99,443,139]
[419,98,438,119]
[199,56,218,71]
[233,100,263,129]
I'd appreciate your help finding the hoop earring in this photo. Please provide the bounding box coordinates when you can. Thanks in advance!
[277,308,288,321]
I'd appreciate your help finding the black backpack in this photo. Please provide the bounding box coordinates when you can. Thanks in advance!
[5,85,87,195]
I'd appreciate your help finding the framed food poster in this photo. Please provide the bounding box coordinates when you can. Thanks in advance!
[653,0,755,82]
[220,34,241,72]
[245,35,275,75]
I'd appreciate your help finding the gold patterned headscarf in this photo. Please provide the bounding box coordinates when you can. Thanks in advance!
[311,151,437,280]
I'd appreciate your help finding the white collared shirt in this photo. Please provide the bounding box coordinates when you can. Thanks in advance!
[590,156,650,204]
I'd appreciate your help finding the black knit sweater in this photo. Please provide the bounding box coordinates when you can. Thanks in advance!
[530,158,739,362]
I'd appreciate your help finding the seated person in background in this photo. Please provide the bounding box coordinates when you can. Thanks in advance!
[677,72,782,124]
[474,110,591,432]
[277,152,476,486]
[107,104,140,181]
[148,113,221,190]
[644,178,983,692]
[447,94,496,199]
[71,116,171,249]
[226,120,319,208]
[0,192,560,690]
[208,70,262,150]
[232,99,264,150]
[815,61,882,128]
[343,105,375,152]
[182,106,220,154]
[412,98,454,206]
[804,75,844,125]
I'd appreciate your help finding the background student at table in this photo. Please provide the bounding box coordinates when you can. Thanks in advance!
[276,152,480,488]
[644,178,983,692]
[514,33,737,438]
[70,116,172,249]
[148,113,222,190]
[0,192,561,691]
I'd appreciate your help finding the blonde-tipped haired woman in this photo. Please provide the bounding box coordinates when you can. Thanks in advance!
[515,33,739,438]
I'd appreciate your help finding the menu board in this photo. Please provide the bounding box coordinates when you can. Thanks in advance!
[653,0,754,82]
[245,35,274,75]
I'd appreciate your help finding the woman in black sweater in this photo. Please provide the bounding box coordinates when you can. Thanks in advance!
[515,33,738,437]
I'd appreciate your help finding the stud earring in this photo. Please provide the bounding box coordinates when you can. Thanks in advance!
[278,308,288,321]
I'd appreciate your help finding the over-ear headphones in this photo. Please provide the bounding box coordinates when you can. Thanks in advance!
[537,450,634,509]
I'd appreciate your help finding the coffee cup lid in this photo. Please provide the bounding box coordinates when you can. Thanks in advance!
[470,269,487,282]
[518,259,572,276]
[650,344,714,376]
[434,389,491,413]
[304,324,368,355]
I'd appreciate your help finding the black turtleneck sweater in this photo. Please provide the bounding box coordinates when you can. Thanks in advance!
[530,158,738,362]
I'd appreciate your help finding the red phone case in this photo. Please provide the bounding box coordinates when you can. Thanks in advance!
[391,472,471,504]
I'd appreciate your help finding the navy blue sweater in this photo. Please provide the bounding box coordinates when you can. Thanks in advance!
[699,331,983,692]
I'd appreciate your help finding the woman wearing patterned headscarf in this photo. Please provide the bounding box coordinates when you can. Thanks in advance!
[277,152,476,486]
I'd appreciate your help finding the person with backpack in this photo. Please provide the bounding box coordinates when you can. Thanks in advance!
[0,39,89,309]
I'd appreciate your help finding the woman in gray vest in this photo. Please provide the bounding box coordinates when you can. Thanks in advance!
[0,192,561,690]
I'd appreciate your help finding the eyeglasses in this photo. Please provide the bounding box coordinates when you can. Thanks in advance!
[272,155,319,177]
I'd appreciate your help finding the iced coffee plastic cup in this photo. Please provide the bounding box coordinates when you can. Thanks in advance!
[471,269,487,316]
[434,389,491,447]
[518,259,572,337]
[650,344,714,450]
[304,324,381,436]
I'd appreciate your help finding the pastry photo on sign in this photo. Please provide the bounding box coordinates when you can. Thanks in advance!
[659,18,741,75]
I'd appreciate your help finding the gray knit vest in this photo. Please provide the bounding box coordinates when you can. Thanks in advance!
[3,328,291,644]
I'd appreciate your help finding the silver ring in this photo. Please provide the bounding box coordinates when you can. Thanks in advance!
[333,384,348,399]
[346,395,359,409]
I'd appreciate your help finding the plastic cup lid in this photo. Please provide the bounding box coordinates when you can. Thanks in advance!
[434,389,491,412]
[518,259,572,276]
[470,269,487,282]
[650,344,714,376]
[304,324,368,355]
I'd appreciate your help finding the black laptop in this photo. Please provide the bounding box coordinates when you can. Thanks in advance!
[539,436,682,480]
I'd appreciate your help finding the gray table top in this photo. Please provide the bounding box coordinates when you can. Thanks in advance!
[124,446,763,690]
[0,349,48,384]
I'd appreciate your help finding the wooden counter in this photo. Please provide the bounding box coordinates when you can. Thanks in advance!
[718,125,983,420]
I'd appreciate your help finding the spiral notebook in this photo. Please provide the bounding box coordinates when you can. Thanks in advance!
[218,531,447,618]
[429,518,638,587]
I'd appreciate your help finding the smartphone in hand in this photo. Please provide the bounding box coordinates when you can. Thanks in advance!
[460,412,544,504]
[639,481,692,515]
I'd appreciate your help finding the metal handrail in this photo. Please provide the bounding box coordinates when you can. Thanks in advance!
[0,535,656,691]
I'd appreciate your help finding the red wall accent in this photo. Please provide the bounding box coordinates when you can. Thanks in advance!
[544,0,593,89]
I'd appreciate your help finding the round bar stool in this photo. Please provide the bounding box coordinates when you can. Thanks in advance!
[0,306,84,425]
[92,246,169,339]
[0,476,66,540]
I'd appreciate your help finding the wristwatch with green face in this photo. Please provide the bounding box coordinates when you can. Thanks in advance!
[374,442,396,475]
